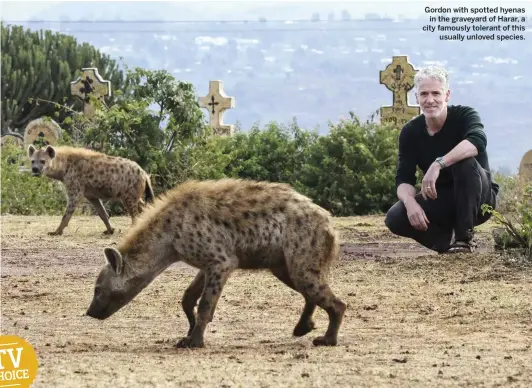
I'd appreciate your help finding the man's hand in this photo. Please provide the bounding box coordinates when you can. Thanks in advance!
[421,162,441,200]
[404,198,430,231]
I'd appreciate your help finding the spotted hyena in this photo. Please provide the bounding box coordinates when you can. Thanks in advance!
[86,178,346,348]
[28,145,154,236]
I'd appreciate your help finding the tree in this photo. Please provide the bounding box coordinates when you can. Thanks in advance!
[1,23,129,134]
[80,66,209,193]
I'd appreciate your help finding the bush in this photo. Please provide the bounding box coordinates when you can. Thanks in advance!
[295,112,399,216]
[482,177,532,259]
[217,119,319,183]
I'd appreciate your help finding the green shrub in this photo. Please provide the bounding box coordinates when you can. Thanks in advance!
[295,112,399,216]
[482,179,532,259]
[217,119,319,183]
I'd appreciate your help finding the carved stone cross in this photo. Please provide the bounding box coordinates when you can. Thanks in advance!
[393,65,403,81]
[70,68,112,118]
[198,80,235,136]
[379,56,420,128]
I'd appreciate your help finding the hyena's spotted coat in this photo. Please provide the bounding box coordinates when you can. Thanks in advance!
[86,178,346,348]
[28,145,154,235]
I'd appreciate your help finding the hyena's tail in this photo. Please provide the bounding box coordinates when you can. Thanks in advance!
[144,175,155,203]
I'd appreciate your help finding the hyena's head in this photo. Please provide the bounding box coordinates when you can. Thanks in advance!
[27,145,56,177]
[86,247,145,320]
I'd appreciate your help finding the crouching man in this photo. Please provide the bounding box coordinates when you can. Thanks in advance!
[384,65,499,254]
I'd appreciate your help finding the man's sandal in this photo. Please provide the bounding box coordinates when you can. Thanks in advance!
[447,241,473,253]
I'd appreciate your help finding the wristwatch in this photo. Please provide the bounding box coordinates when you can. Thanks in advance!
[435,156,447,169]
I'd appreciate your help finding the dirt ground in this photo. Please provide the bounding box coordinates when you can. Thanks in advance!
[1,214,531,388]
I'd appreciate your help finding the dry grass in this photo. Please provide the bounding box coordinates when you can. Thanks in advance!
[1,214,532,387]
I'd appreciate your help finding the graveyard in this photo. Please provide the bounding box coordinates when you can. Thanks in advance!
[1,31,531,387]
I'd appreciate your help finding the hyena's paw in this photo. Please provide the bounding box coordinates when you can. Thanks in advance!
[293,320,316,337]
[175,336,204,349]
[312,335,337,347]
[103,228,115,235]
[48,230,63,236]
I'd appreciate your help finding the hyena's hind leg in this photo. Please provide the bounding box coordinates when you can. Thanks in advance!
[121,195,140,224]
[270,265,317,337]
[287,259,346,347]
[181,271,206,336]
[86,197,114,235]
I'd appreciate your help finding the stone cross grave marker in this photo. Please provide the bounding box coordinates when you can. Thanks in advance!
[379,55,420,128]
[518,149,532,187]
[198,80,235,136]
[70,67,112,118]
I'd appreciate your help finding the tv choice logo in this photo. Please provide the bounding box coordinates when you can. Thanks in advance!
[0,335,38,387]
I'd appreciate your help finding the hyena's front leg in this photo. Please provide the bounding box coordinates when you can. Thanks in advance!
[49,188,82,236]
[176,259,236,349]
[181,271,206,336]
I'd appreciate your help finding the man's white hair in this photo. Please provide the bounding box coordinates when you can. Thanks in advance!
[414,66,449,92]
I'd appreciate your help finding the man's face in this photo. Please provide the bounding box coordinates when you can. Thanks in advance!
[416,78,450,118]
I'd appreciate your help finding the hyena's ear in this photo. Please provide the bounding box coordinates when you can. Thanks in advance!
[27,145,36,158]
[104,247,123,275]
[45,145,56,159]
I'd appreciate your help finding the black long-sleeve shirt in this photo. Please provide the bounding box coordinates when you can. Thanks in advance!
[395,105,499,194]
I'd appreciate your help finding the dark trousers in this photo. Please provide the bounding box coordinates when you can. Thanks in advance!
[384,157,498,252]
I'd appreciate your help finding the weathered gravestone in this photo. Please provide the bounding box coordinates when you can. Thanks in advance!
[23,117,62,148]
[198,80,236,136]
[70,67,112,118]
[518,149,532,187]
[1,133,24,166]
[1,133,24,148]
[379,55,420,128]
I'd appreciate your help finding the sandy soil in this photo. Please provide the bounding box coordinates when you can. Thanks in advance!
[1,214,531,387]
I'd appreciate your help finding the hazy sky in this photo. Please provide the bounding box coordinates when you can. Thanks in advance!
[2,0,530,21]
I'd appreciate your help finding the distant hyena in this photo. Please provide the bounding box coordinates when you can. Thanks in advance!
[86,178,346,348]
[28,145,154,236]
